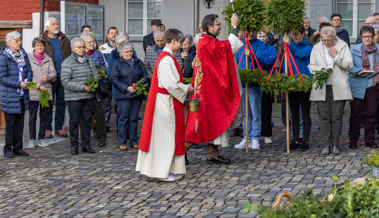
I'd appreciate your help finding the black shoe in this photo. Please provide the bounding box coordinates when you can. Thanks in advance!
[185,153,189,165]
[70,148,78,155]
[290,142,299,150]
[349,142,358,149]
[207,156,231,164]
[82,146,96,153]
[365,141,378,148]
[4,151,14,158]
[106,127,110,132]
[138,116,142,120]
[298,142,309,151]
[13,150,29,156]
[98,141,106,147]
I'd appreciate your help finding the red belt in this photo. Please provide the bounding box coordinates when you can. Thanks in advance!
[157,87,170,95]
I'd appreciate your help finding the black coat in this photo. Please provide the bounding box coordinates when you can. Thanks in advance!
[183,46,197,78]
[336,29,351,48]
[142,32,155,53]
[306,27,316,39]
[111,56,149,100]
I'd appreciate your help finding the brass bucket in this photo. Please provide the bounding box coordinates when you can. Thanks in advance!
[186,98,201,112]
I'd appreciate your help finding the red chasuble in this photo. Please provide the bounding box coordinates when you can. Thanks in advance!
[139,51,185,155]
[185,33,240,143]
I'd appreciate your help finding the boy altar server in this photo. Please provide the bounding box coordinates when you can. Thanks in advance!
[136,29,195,182]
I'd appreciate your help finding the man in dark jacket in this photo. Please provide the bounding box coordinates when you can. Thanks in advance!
[42,17,71,139]
[304,16,316,40]
[142,19,163,53]
[331,13,350,48]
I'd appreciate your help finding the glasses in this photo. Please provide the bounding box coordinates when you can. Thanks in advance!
[86,41,95,44]
[123,50,133,54]
[362,35,373,39]
[322,39,334,43]
[13,40,22,44]
[332,19,341,22]
[76,46,86,50]
[212,23,222,27]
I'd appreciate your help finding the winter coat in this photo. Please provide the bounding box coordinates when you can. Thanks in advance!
[41,30,71,67]
[184,47,197,78]
[28,53,57,101]
[111,56,149,100]
[336,28,350,48]
[309,34,322,47]
[309,39,354,101]
[262,44,277,73]
[61,53,99,101]
[143,32,155,53]
[0,47,32,114]
[282,38,312,78]
[88,49,106,70]
[144,45,183,73]
[348,42,379,99]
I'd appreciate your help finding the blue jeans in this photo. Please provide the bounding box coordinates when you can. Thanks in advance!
[47,77,66,132]
[242,86,262,140]
[116,98,142,146]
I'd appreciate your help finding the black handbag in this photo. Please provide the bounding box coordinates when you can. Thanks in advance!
[102,77,112,91]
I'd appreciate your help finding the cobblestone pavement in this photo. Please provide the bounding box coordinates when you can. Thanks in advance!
[0,101,374,217]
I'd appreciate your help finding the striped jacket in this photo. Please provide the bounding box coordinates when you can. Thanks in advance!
[144,45,182,74]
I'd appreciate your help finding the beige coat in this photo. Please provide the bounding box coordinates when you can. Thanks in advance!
[308,39,353,101]
[28,53,57,101]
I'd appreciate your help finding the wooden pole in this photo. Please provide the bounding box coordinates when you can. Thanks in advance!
[285,33,290,154]
[245,38,249,153]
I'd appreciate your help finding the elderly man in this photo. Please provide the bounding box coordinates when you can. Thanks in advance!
[304,16,316,40]
[99,27,118,62]
[42,17,71,139]
[144,29,182,74]
[143,19,163,53]
[61,37,99,155]
[311,17,330,43]
[356,16,376,44]
[331,13,350,47]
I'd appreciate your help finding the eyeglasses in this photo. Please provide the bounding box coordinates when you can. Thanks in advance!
[123,50,133,54]
[86,41,95,44]
[362,35,373,39]
[34,44,44,47]
[13,40,22,44]
[76,46,86,50]
[322,39,334,43]
[212,23,222,27]
[332,19,341,22]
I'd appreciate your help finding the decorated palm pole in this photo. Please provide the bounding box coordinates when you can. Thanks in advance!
[223,0,266,153]
[265,0,306,154]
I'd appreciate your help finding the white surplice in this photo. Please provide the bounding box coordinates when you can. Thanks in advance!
[136,47,189,179]
[203,33,244,147]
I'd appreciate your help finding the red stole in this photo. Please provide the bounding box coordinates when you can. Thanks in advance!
[185,33,240,143]
[139,51,185,155]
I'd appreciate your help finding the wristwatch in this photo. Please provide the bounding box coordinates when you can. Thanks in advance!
[232,25,237,29]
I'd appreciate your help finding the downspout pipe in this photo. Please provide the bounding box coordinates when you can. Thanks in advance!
[40,0,44,35]
[194,0,199,35]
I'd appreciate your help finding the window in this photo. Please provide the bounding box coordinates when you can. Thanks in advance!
[127,0,163,40]
[336,0,376,38]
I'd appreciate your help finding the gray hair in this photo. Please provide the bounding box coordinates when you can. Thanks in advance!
[153,29,165,38]
[71,37,85,48]
[118,41,134,53]
[80,31,94,41]
[318,16,329,23]
[115,32,129,44]
[371,21,379,33]
[303,16,309,20]
[320,26,336,38]
[184,34,194,47]
[45,17,58,29]
[5,31,21,43]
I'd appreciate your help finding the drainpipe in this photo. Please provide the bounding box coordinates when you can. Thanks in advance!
[194,0,199,35]
[40,0,44,35]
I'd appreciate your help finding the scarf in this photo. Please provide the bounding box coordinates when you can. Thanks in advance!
[86,50,94,55]
[361,43,379,86]
[335,26,344,34]
[5,46,25,96]
[125,57,134,68]
[72,51,88,64]
[33,52,45,65]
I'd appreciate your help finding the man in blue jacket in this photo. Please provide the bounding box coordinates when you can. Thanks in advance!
[235,30,266,150]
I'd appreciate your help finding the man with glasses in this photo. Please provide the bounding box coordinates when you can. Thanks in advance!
[42,17,71,139]
[304,16,316,40]
[331,13,350,48]
[356,16,376,44]
[143,19,163,53]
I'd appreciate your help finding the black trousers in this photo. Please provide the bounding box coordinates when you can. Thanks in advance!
[67,99,94,149]
[288,91,312,143]
[29,101,48,140]
[4,100,25,153]
[261,92,274,137]
[93,99,106,142]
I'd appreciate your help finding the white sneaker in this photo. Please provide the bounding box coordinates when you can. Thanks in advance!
[160,174,176,182]
[171,174,183,180]
[38,139,49,147]
[251,139,260,150]
[264,137,273,144]
[235,138,250,149]
[28,139,36,148]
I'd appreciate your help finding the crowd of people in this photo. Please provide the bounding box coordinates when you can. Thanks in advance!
[0,12,379,175]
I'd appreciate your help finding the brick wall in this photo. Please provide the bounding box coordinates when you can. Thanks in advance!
[0,0,98,21]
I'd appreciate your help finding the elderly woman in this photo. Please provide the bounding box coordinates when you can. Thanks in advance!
[180,34,196,73]
[348,26,379,149]
[28,37,57,148]
[61,37,99,155]
[309,27,353,155]
[184,35,200,79]
[0,31,33,158]
[81,31,107,147]
[111,41,149,150]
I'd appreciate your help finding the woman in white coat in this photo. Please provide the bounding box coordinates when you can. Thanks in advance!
[308,26,354,155]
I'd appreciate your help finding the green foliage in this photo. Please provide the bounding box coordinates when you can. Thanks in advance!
[247,176,379,218]
[265,0,306,35]
[260,74,311,95]
[364,149,379,168]
[84,73,99,92]
[133,78,149,95]
[239,69,267,85]
[222,0,266,32]
[313,68,332,90]
[39,90,50,108]
[26,81,37,90]
[183,77,193,84]
[95,64,108,78]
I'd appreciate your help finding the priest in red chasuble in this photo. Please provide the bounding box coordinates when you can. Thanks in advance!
[136,29,195,182]
[185,14,244,164]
